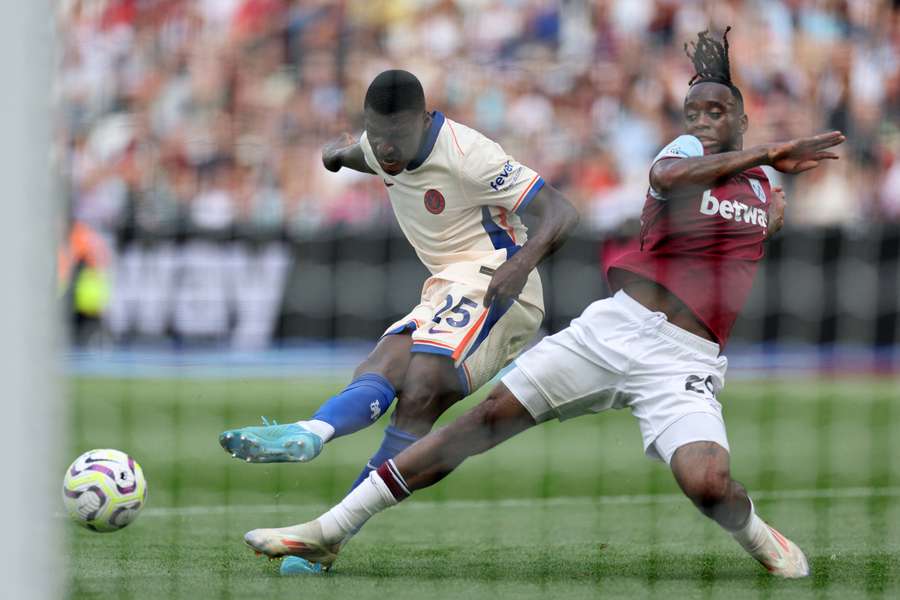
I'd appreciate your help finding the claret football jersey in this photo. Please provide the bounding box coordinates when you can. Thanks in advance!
[359,112,545,310]
[607,134,772,347]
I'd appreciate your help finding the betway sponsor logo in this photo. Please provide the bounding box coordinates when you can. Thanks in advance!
[700,190,768,228]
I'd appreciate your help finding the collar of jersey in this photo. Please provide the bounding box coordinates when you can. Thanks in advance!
[405,111,445,172]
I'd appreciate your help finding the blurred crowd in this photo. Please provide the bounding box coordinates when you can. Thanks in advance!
[59,0,900,240]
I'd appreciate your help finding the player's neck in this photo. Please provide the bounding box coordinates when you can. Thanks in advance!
[414,112,434,154]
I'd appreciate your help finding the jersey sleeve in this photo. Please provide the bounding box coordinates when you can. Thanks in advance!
[459,136,545,215]
[649,134,704,200]
[357,131,381,174]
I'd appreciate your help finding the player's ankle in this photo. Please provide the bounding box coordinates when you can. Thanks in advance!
[730,507,768,551]
[296,419,335,443]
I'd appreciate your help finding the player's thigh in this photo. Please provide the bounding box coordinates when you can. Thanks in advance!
[393,352,465,432]
[501,298,633,424]
[626,342,730,464]
[402,351,465,398]
[457,298,543,394]
[354,333,413,390]
[428,383,537,459]
[407,279,527,393]
[406,280,490,360]
[394,383,538,488]
[369,286,442,389]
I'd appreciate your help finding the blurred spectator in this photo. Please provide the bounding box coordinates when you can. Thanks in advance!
[58,0,900,235]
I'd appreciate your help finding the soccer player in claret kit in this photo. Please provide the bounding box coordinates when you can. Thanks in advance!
[220,70,579,573]
[243,29,845,578]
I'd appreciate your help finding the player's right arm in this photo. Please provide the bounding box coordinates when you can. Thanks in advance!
[322,133,376,174]
[650,131,845,198]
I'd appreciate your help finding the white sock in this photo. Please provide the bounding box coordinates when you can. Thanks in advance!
[728,499,768,552]
[296,419,335,443]
[318,471,398,543]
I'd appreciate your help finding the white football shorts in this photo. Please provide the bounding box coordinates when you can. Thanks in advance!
[502,290,730,463]
[383,274,543,395]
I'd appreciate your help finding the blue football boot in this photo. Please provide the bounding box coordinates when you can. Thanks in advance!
[280,556,325,576]
[219,417,324,463]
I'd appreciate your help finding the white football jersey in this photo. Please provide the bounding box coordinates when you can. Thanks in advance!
[359,111,545,309]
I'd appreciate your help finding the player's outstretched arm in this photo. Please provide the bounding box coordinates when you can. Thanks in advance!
[322,133,376,174]
[484,184,580,307]
[650,131,845,198]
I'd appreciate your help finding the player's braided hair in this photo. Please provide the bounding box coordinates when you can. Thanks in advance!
[685,27,743,105]
[364,69,426,115]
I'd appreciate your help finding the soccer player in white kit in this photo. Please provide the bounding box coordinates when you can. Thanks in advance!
[220,69,578,573]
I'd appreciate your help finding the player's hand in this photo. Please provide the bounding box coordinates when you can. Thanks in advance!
[766,186,786,239]
[484,258,530,308]
[322,133,357,172]
[765,131,845,174]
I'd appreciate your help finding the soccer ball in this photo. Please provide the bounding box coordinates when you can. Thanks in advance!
[63,449,147,532]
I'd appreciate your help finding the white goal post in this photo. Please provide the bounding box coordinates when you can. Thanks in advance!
[0,1,62,599]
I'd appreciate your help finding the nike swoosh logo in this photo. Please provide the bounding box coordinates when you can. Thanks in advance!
[384,180,394,187]
[428,327,451,334]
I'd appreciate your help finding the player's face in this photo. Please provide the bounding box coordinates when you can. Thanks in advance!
[364,109,429,175]
[683,82,747,154]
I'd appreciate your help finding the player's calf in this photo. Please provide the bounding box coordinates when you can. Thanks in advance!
[671,441,750,529]
[395,384,537,490]
[670,441,809,578]
[348,354,465,489]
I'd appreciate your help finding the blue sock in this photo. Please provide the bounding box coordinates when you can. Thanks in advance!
[311,373,396,439]
[348,425,419,491]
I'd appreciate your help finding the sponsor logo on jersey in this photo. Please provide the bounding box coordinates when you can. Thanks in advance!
[699,190,768,228]
[424,189,445,214]
[489,160,523,192]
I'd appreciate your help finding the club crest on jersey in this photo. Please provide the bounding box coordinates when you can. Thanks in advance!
[424,189,445,214]
[749,178,767,203]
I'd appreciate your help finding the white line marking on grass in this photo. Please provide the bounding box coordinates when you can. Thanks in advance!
[138,486,900,518]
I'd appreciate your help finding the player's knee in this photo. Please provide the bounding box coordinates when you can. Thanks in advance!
[353,335,412,388]
[683,466,732,513]
[474,390,510,428]
[453,387,519,451]
[393,379,456,435]
[354,354,406,389]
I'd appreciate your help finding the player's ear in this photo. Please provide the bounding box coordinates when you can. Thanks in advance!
[739,112,748,135]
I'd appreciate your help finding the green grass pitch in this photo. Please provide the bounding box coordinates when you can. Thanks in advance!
[67,376,900,599]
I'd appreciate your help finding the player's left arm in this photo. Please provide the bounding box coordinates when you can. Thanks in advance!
[484,183,580,307]
[765,186,786,240]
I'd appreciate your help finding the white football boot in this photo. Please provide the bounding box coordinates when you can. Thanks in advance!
[737,522,810,578]
[244,520,341,570]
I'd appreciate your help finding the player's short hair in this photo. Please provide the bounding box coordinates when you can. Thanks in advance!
[685,27,744,107]
[364,70,426,115]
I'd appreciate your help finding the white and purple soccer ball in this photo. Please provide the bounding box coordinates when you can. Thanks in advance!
[63,449,147,532]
